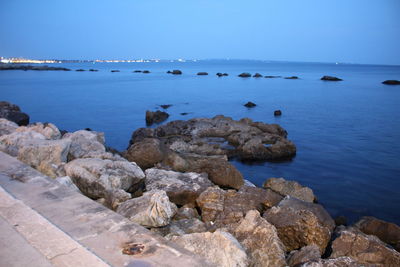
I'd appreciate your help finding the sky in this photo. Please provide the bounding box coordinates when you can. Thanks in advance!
[0,0,399,65]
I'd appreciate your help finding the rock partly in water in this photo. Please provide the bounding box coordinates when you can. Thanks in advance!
[229,210,287,267]
[330,226,400,267]
[89,69,98,72]
[253,73,263,78]
[354,216,400,252]
[382,80,400,85]
[285,76,299,79]
[169,70,182,75]
[170,230,249,267]
[117,190,177,227]
[111,70,120,72]
[125,138,165,169]
[160,104,172,109]
[197,72,208,75]
[274,110,282,116]
[265,75,281,78]
[244,101,256,108]
[263,177,316,203]
[0,64,70,71]
[64,158,145,208]
[216,73,229,77]
[0,118,18,136]
[145,168,213,206]
[321,76,343,81]
[263,196,335,254]
[76,69,85,71]
[238,72,251,78]
[286,245,321,267]
[145,110,169,125]
[0,101,30,126]
[142,70,150,73]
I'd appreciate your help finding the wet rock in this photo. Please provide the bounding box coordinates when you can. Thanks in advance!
[287,245,321,267]
[274,110,282,116]
[142,70,150,73]
[285,76,299,79]
[253,73,263,78]
[0,101,30,126]
[238,72,251,78]
[354,216,400,251]
[117,190,177,227]
[16,122,61,140]
[133,70,142,73]
[89,69,98,72]
[180,112,189,115]
[0,118,18,136]
[197,72,208,75]
[217,73,229,77]
[170,230,249,267]
[64,158,145,206]
[265,75,281,78]
[382,80,400,85]
[244,101,256,108]
[263,196,335,253]
[229,210,287,267]
[62,130,106,160]
[300,257,361,267]
[330,227,400,266]
[0,64,70,71]
[169,70,182,75]
[160,104,172,109]
[125,138,165,169]
[145,168,213,205]
[145,110,169,125]
[76,69,85,71]
[263,177,316,203]
[111,70,120,72]
[321,76,342,81]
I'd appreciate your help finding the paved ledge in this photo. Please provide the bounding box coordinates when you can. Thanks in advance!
[0,151,210,267]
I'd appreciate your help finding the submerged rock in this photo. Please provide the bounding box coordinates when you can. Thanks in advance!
[321,76,342,81]
[382,80,400,85]
[0,101,30,126]
[145,110,169,125]
[263,177,316,203]
[265,75,281,78]
[197,72,208,75]
[117,190,177,227]
[89,69,98,72]
[160,104,172,109]
[111,70,120,72]
[170,230,249,267]
[244,101,256,108]
[238,72,251,78]
[285,76,299,79]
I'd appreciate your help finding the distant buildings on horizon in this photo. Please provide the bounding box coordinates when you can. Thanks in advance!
[0,57,196,64]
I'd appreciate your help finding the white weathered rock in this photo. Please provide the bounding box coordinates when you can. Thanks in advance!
[117,190,177,227]
[62,130,107,160]
[0,131,46,156]
[263,177,315,203]
[171,229,249,267]
[230,210,286,267]
[145,168,213,205]
[64,158,145,206]
[0,118,18,136]
[16,122,61,140]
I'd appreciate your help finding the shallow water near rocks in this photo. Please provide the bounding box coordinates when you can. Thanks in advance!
[1,60,400,224]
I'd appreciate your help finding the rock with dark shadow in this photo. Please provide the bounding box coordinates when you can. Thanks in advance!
[238,73,251,78]
[382,80,400,85]
[145,110,169,125]
[274,110,282,116]
[244,101,257,108]
[321,75,342,81]
[0,101,30,126]
[253,73,263,78]
[143,70,150,73]
[111,70,120,72]
[169,70,182,75]
[133,70,142,73]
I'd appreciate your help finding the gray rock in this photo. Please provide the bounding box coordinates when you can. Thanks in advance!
[62,130,107,160]
[300,257,361,267]
[54,176,80,192]
[0,118,18,136]
[171,230,249,267]
[263,177,316,203]
[173,205,201,220]
[0,131,46,156]
[16,122,61,140]
[0,101,30,126]
[117,190,177,227]
[145,168,213,205]
[287,245,321,267]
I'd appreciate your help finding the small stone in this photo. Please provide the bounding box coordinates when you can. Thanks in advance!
[238,72,251,78]
[321,76,342,81]
[253,73,263,78]
[197,72,208,75]
[274,110,282,116]
[244,101,257,108]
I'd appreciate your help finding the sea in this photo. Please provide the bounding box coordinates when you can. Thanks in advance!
[1,59,400,224]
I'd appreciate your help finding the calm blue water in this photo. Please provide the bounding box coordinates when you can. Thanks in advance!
[1,60,400,224]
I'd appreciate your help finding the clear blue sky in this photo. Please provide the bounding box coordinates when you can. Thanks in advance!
[1,0,399,65]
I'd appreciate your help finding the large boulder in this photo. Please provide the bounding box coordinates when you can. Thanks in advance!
[125,138,165,169]
[62,130,107,160]
[0,118,18,136]
[145,168,213,205]
[151,218,207,238]
[354,216,400,252]
[170,230,249,267]
[263,177,316,203]
[0,131,46,156]
[0,101,30,126]
[330,227,400,267]
[116,190,177,227]
[263,196,335,253]
[286,245,321,267]
[229,210,287,267]
[16,122,61,140]
[64,158,145,209]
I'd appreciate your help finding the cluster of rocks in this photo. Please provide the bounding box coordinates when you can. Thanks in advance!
[0,64,71,71]
[0,101,30,126]
[1,101,399,267]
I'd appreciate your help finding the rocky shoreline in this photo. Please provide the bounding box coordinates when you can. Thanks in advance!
[1,101,399,267]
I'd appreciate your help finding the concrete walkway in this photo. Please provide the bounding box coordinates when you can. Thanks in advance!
[0,152,209,267]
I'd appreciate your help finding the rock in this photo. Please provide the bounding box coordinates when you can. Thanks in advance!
[62,130,106,160]
[265,75,281,78]
[0,64,70,71]
[0,101,30,126]
[170,230,249,267]
[382,80,400,85]
[300,257,361,267]
[145,110,169,125]
[253,73,263,78]
[263,177,316,203]
[55,176,80,192]
[243,179,256,187]
[64,158,145,207]
[285,76,299,79]
[238,72,251,78]
[0,130,46,156]
[321,76,342,81]
[173,205,200,220]
[180,112,189,115]
[145,168,213,205]
[287,245,321,267]
[111,70,120,72]
[125,138,165,169]
[0,118,18,136]
[197,72,208,75]
[354,216,400,251]
[274,110,282,116]
[334,216,348,226]
[170,70,182,75]
[89,69,98,72]
[217,73,228,77]
[244,101,256,108]
[330,227,400,266]
[197,186,283,227]
[142,70,150,73]
[133,70,142,73]
[151,217,207,238]
[230,210,287,267]
[16,122,61,140]
[76,69,85,71]
[160,104,172,109]
[263,196,335,253]
[116,190,177,227]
